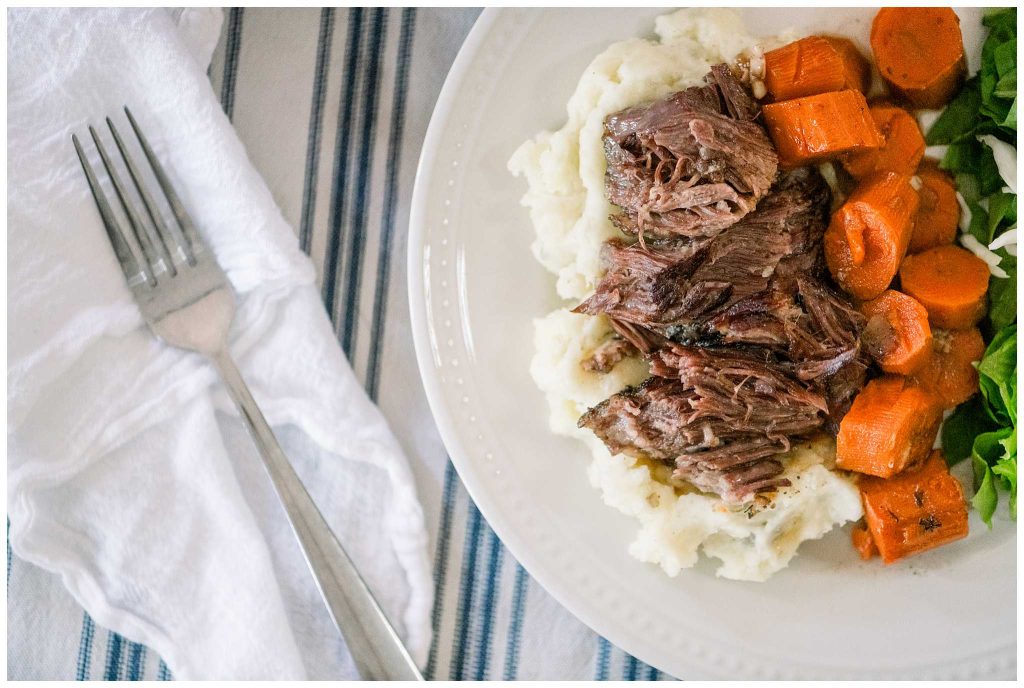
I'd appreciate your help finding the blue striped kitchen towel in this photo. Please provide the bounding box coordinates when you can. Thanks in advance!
[7,8,673,680]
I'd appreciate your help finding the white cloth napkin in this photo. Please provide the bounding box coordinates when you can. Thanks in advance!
[7,7,431,680]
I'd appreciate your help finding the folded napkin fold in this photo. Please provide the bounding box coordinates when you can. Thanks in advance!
[7,8,431,679]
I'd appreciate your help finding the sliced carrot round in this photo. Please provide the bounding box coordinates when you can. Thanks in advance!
[871,8,967,109]
[909,165,960,253]
[836,375,942,479]
[911,327,985,409]
[898,245,989,329]
[763,35,871,101]
[825,172,919,300]
[858,449,969,564]
[843,105,925,179]
[763,90,883,168]
[860,290,933,375]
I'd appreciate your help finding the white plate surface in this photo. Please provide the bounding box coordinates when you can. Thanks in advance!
[409,8,1015,679]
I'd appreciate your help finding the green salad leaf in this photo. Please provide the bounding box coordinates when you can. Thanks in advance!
[946,326,1018,526]
[981,8,1018,131]
[986,193,1017,240]
[993,453,1017,518]
[943,394,997,463]
[979,327,1018,419]
[972,452,1000,525]
[989,252,1017,333]
[926,79,983,145]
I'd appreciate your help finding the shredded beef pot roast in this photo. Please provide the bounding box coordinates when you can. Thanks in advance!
[577,65,867,504]
[603,64,778,241]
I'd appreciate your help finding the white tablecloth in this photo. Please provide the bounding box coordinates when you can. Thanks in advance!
[6,8,671,680]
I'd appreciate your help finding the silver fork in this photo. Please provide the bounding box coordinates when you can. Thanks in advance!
[73,107,423,681]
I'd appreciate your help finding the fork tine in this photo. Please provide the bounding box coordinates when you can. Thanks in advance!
[72,133,153,287]
[124,106,202,265]
[89,125,165,283]
[106,117,178,277]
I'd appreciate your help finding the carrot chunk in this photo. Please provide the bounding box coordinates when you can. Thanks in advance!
[842,105,925,179]
[898,245,989,329]
[836,376,942,479]
[763,35,871,101]
[859,450,969,564]
[851,522,878,560]
[824,172,919,300]
[871,8,967,109]
[762,90,883,168]
[860,290,933,375]
[909,165,960,253]
[911,327,985,409]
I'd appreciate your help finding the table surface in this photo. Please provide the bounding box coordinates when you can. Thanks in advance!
[7,8,671,681]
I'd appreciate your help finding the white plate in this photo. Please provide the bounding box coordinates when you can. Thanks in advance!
[409,8,1015,679]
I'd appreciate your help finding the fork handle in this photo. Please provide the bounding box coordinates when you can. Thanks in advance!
[211,349,424,681]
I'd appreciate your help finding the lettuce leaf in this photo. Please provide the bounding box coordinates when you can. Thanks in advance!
[941,140,1004,201]
[972,454,1000,526]
[980,327,1016,411]
[981,9,1018,132]
[986,193,1017,241]
[971,427,1015,526]
[993,454,1017,519]
[950,326,1017,526]
[926,79,982,145]
[988,256,1016,333]
[943,394,997,464]
[972,453,999,526]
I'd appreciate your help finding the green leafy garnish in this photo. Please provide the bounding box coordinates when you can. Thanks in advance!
[946,326,1017,526]
[980,9,1018,129]
[986,193,1017,241]
[943,394,996,463]
[979,327,1017,418]
[972,453,1000,525]
[994,449,1017,518]
[988,256,1017,332]
[926,80,983,145]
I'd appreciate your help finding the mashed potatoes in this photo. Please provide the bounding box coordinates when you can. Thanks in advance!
[511,9,863,582]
